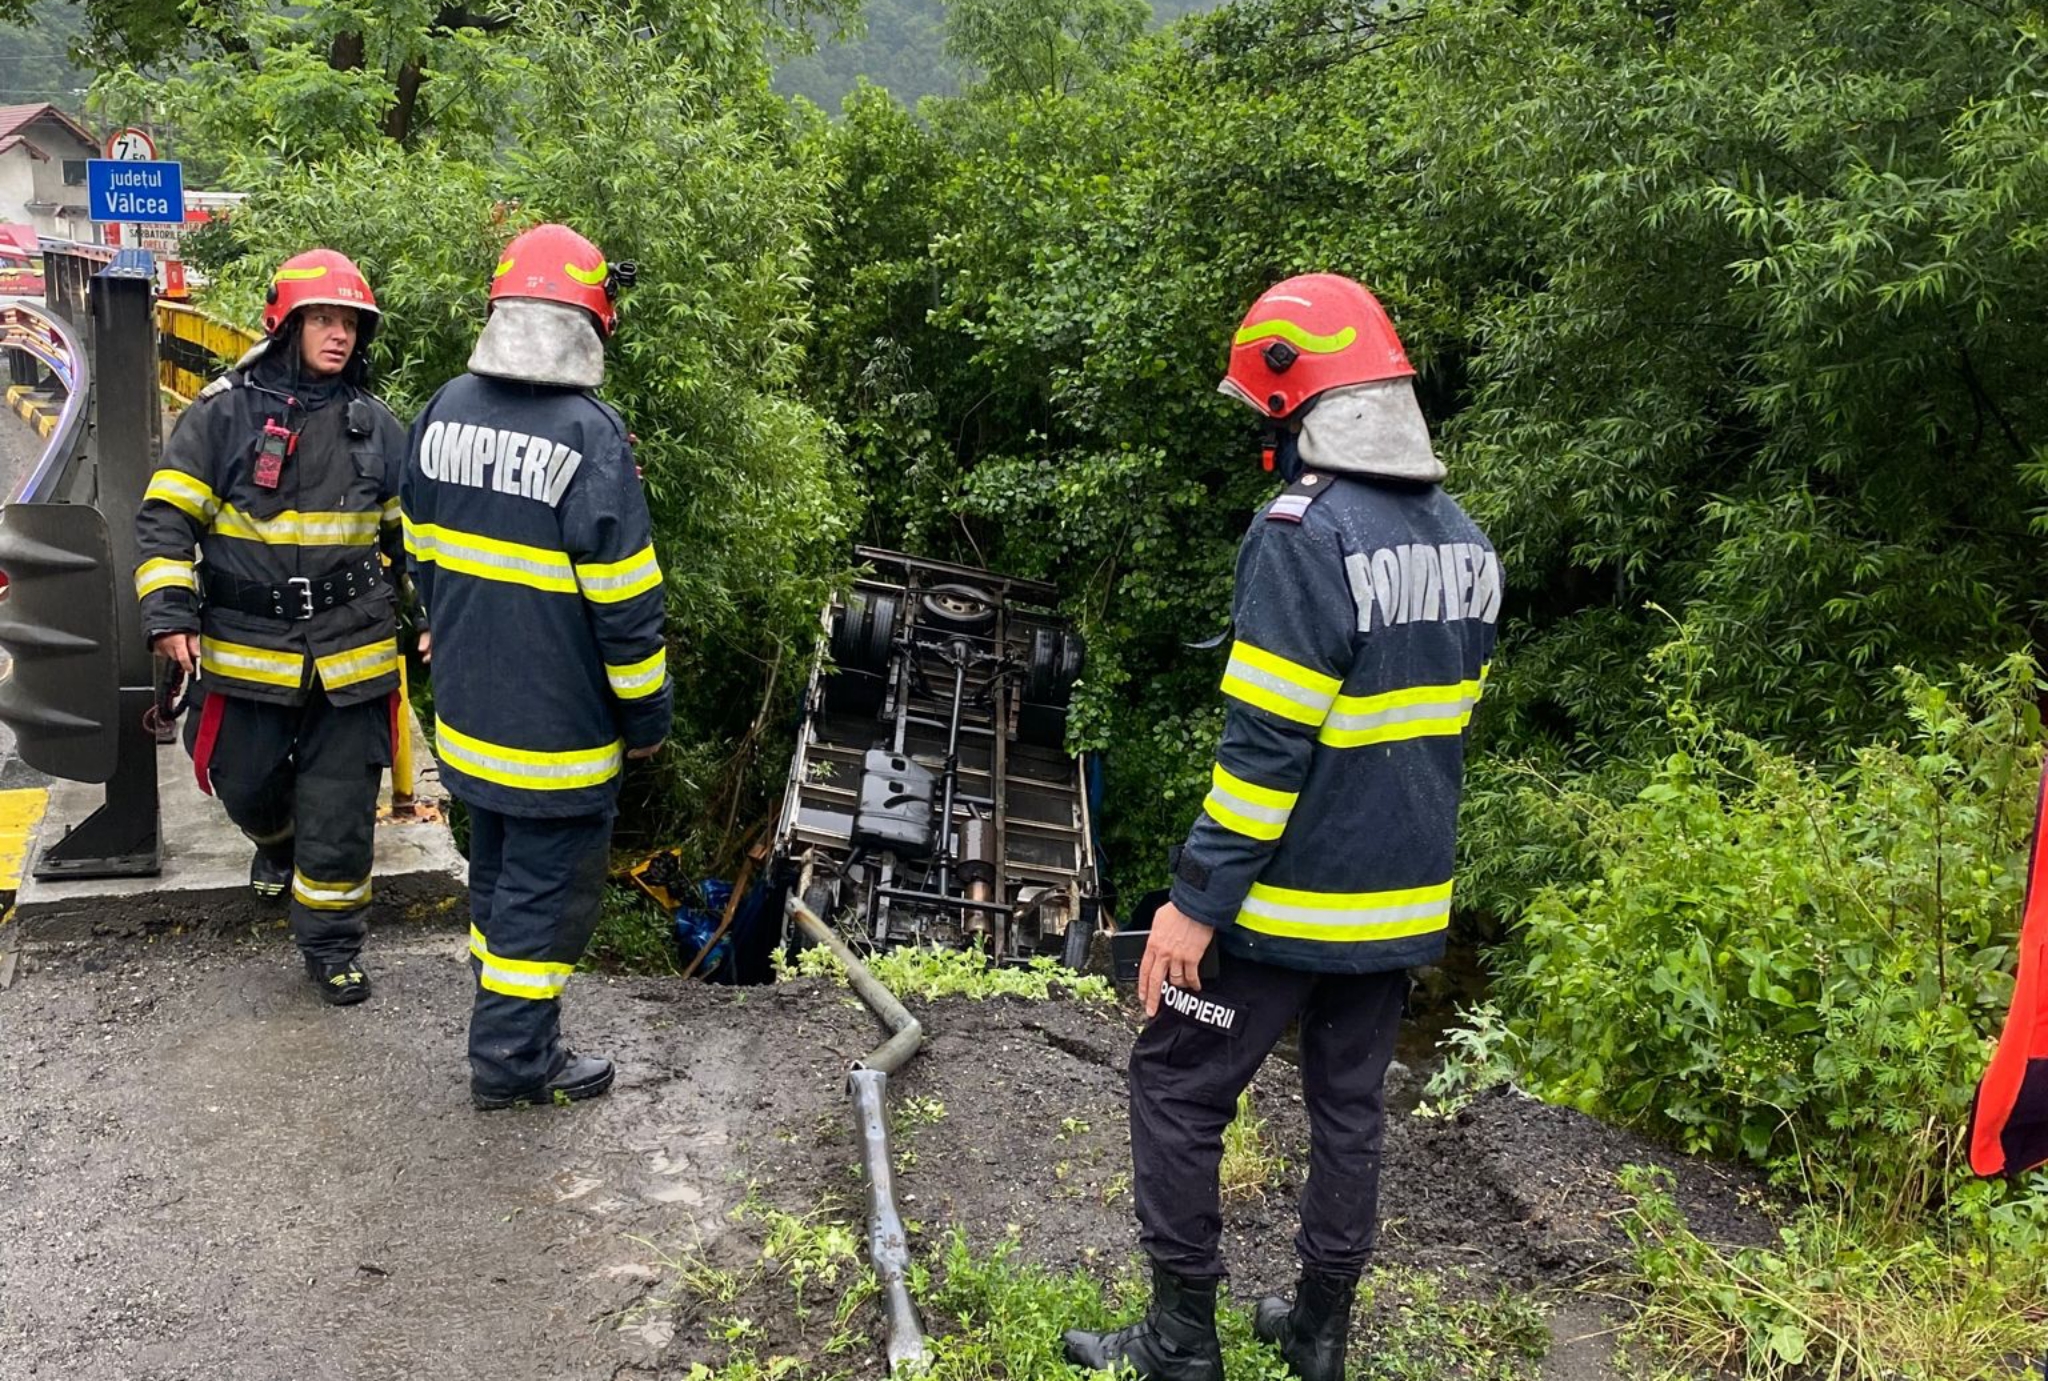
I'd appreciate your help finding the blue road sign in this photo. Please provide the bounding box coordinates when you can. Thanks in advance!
[86,160,184,225]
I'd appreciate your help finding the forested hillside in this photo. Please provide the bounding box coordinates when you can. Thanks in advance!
[774,0,1221,112]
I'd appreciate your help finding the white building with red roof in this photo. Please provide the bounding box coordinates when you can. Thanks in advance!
[0,104,99,243]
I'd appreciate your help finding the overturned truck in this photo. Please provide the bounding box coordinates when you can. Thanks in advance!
[773,549,1103,967]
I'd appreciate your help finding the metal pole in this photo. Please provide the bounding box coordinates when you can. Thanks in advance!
[786,895,928,1372]
[33,250,161,878]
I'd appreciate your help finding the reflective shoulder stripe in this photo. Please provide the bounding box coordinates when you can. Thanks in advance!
[136,557,198,599]
[433,716,622,792]
[1220,639,1340,726]
[144,469,221,523]
[316,637,400,691]
[575,543,663,605]
[404,520,579,595]
[200,636,306,690]
[293,869,371,911]
[1237,880,1453,943]
[212,505,381,547]
[605,647,669,701]
[1202,763,1297,842]
[1318,672,1485,748]
[469,925,574,999]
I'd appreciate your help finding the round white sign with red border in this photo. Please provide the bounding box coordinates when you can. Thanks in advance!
[104,128,157,161]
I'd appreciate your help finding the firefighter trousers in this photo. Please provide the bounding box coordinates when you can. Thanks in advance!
[185,680,393,964]
[1129,947,1408,1279]
[464,805,615,1096]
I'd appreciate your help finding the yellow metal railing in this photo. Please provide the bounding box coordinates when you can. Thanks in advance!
[155,300,259,406]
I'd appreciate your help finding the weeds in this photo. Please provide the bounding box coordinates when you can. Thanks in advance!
[786,942,1114,1003]
[1220,1090,1289,1201]
[653,1195,1553,1381]
[1614,1165,2048,1381]
[1357,1267,1551,1381]
[1418,1000,1522,1117]
[587,882,681,974]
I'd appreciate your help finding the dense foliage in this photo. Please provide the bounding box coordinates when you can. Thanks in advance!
[12,0,2048,1227]
[86,0,856,848]
[1503,651,2040,1219]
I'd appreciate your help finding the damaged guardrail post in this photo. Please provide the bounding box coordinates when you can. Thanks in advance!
[786,894,930,1374]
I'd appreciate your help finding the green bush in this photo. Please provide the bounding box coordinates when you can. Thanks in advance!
[1499,649,2044,1220]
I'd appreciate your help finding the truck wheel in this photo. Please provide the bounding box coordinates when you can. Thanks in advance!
[920,583,998,634]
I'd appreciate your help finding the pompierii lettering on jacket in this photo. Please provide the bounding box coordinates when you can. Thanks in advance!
[414,420,585,507]
[1344,542,1501,633]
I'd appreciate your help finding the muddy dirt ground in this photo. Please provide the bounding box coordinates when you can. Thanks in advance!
[0,925,1770,1380]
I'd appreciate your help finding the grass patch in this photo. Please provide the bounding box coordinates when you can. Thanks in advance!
[587,881,682,974]
[1615,1165,2048,1381]
[1221,1089,1289,1202]
[786,942,1114,1003]
[652,1190,1551,1381]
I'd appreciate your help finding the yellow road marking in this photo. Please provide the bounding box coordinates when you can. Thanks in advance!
[0,788,52,891]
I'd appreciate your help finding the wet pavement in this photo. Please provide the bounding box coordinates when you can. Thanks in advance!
[0,930,881,1381]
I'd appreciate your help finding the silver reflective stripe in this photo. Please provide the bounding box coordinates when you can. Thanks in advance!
[407,525,577,589]
[1321,694,1478,735]
[1240,893,1451,928]
[607,660,667,697]
[1223,657,1334,715]
[1205,783,1291,828]
[1268,495,1313,520]
[437,734,620,783]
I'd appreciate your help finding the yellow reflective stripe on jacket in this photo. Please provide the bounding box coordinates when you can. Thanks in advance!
[380,496,401,528]
[574,543,662,605]
[1202,764,1298,842]
[605,647,668,701]
[404,518,578,594]
[200,636,305,689]
[1220,640,1341,726]
[1237,879,1453,942]
[433,716,622,791]
[1317,669,1487,748]
[135,557,198,599]
[469,924,574,999]
[211,504,381,547]
[144,469,221,523]
[293,869,371,912]
[316,637,400,691]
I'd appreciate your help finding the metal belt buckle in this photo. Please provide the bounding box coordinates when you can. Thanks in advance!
[288,575,315,621]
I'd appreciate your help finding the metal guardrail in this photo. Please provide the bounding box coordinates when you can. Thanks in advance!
[0,299,92,505]
[156,299,257,405]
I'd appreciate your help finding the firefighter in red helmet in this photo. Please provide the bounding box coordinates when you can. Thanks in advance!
[135,248,408,1006]
[403,224,670,1110]
[1064,275,1501,1381]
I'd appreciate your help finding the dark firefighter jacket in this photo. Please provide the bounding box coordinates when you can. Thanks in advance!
[401,373,671,819]
[1168,469,1500,974]
[134,364,406,707]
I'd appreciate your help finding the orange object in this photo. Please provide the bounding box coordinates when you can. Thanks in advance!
[1970,766,2048,1177]
[262,248,380,337]
[489,223,619,336]
[1219,273,1414,420]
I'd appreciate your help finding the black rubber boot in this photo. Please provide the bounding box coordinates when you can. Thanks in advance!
[250,847,291,906]
[472,1051,616,1111]
[304,954,372,1007]
[1254,1269,1360,1381]
[1063,1261,1224,1381]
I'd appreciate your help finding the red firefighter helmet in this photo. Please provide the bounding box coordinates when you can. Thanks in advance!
[489,224,618,336]
[262,248,380,338]
[1219,273,1413,420]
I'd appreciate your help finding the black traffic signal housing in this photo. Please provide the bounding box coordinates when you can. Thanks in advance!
[0,502,121,782]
